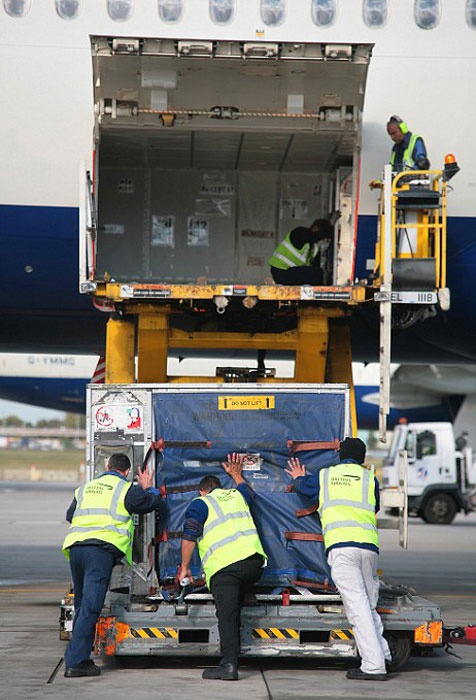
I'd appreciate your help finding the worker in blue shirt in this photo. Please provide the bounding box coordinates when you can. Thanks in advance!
[179,453,266,681]
[369,115,430,189]
[285,437,392,681]
[62,453,163,678]
[386,115,430,172]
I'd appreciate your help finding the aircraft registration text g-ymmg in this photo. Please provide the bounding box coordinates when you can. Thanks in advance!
[218,396,275,410]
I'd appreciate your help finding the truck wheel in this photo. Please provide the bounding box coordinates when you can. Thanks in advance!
[421,493,457,524]
[383,633,412,672]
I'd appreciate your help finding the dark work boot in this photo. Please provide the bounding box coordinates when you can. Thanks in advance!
[346,667,387,681]
[202,662,238,680]
[64,660,101,678]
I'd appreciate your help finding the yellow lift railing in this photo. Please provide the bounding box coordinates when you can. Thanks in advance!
[373,168,448,292]
[373,155,459,439]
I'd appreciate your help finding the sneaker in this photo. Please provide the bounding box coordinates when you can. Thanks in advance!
[346,668,387,681]
[64,660,101,678]
[202,663,238,680]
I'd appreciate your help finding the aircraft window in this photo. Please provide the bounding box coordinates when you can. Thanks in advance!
[158,0,183,22]
[466,0,476,28]
[107,0,133,22]
[3,0,30,17]
[55,0,80,19]
[414,0,440,29]
[210,0,234,24]
[311,0,336,27]
[362,0,387,28]
[260,0,285,27]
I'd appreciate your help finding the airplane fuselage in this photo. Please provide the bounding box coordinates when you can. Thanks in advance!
[1,0,475,363]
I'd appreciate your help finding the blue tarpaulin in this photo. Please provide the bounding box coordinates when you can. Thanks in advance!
[153,388,347,587]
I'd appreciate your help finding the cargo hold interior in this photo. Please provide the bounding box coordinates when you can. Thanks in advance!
[92,39,372,286]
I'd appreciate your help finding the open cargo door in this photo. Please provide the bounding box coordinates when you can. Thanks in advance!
[86,38,372,289]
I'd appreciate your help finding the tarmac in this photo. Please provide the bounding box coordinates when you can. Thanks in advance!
[1,482,475,700]
[2,587,476,700]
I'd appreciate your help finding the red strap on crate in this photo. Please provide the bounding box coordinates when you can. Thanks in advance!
[291,579,336,592]
[296,504,319,517]
[287,439,340,454]
[154,438,212,451]
[166,484,200,494]
[285,531,324,542]
[156,530,184,543]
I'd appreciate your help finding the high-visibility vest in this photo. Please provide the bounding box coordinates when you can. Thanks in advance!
[390,133,421,170]
[318,463,379,550]
[197,489,266,585]
[62,474,134,565]
[268,230,317,270]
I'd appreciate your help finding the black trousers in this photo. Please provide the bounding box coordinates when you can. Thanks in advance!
[209,553,264,665]
[270,265,323,285]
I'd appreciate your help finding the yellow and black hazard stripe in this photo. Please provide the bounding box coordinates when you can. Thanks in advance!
[130,627,178,640]
[252,628,299,640]
[330,629,354,641]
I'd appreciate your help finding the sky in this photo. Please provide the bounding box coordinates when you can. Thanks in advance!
[0,399,65,423]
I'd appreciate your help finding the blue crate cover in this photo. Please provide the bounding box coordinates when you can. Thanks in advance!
[153,389,347,587]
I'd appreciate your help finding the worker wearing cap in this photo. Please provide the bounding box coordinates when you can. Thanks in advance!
[268,218,334,284]
[286,437,391,681]
[179,453,266,681]
[369,115,430,189]
[62,453,163,678]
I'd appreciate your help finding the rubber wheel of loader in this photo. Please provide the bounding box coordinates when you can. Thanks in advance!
[421,493,457,524]
[383,632,412,672]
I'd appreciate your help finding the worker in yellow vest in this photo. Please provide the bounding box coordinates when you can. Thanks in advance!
[179,453,267,681]
[369,115,430,189]
[62,453,163,678]
[268,219,333,285]
[285,437,392,681]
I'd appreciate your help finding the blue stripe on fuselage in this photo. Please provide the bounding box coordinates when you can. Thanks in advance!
[0,204,89,311]
[1,203,475,362]
[0,376,86,413]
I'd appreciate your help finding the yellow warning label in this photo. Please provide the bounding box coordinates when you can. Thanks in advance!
[130,627,178,640]
[252,628,299,640]
[218,396,275,411]
[330,629,354,641]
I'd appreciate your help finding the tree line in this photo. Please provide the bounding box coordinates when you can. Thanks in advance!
[0,413,86,429]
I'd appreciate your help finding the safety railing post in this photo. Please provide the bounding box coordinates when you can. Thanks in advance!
[378,164,393,442]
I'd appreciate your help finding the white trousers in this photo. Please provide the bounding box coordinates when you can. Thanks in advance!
[328,547,391,674]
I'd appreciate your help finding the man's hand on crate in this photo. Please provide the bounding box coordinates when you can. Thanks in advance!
[221,452,246,485]
[285,457,307,480]
[137,463,154,490]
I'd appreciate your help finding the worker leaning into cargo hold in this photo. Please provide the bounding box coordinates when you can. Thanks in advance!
[178,453,267,681]
[62,453,163,678]
[285,437,392,682]
[268,218,334,285]
[369,114,430,189]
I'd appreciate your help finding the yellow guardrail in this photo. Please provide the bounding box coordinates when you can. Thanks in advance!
[374,169,447,290]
